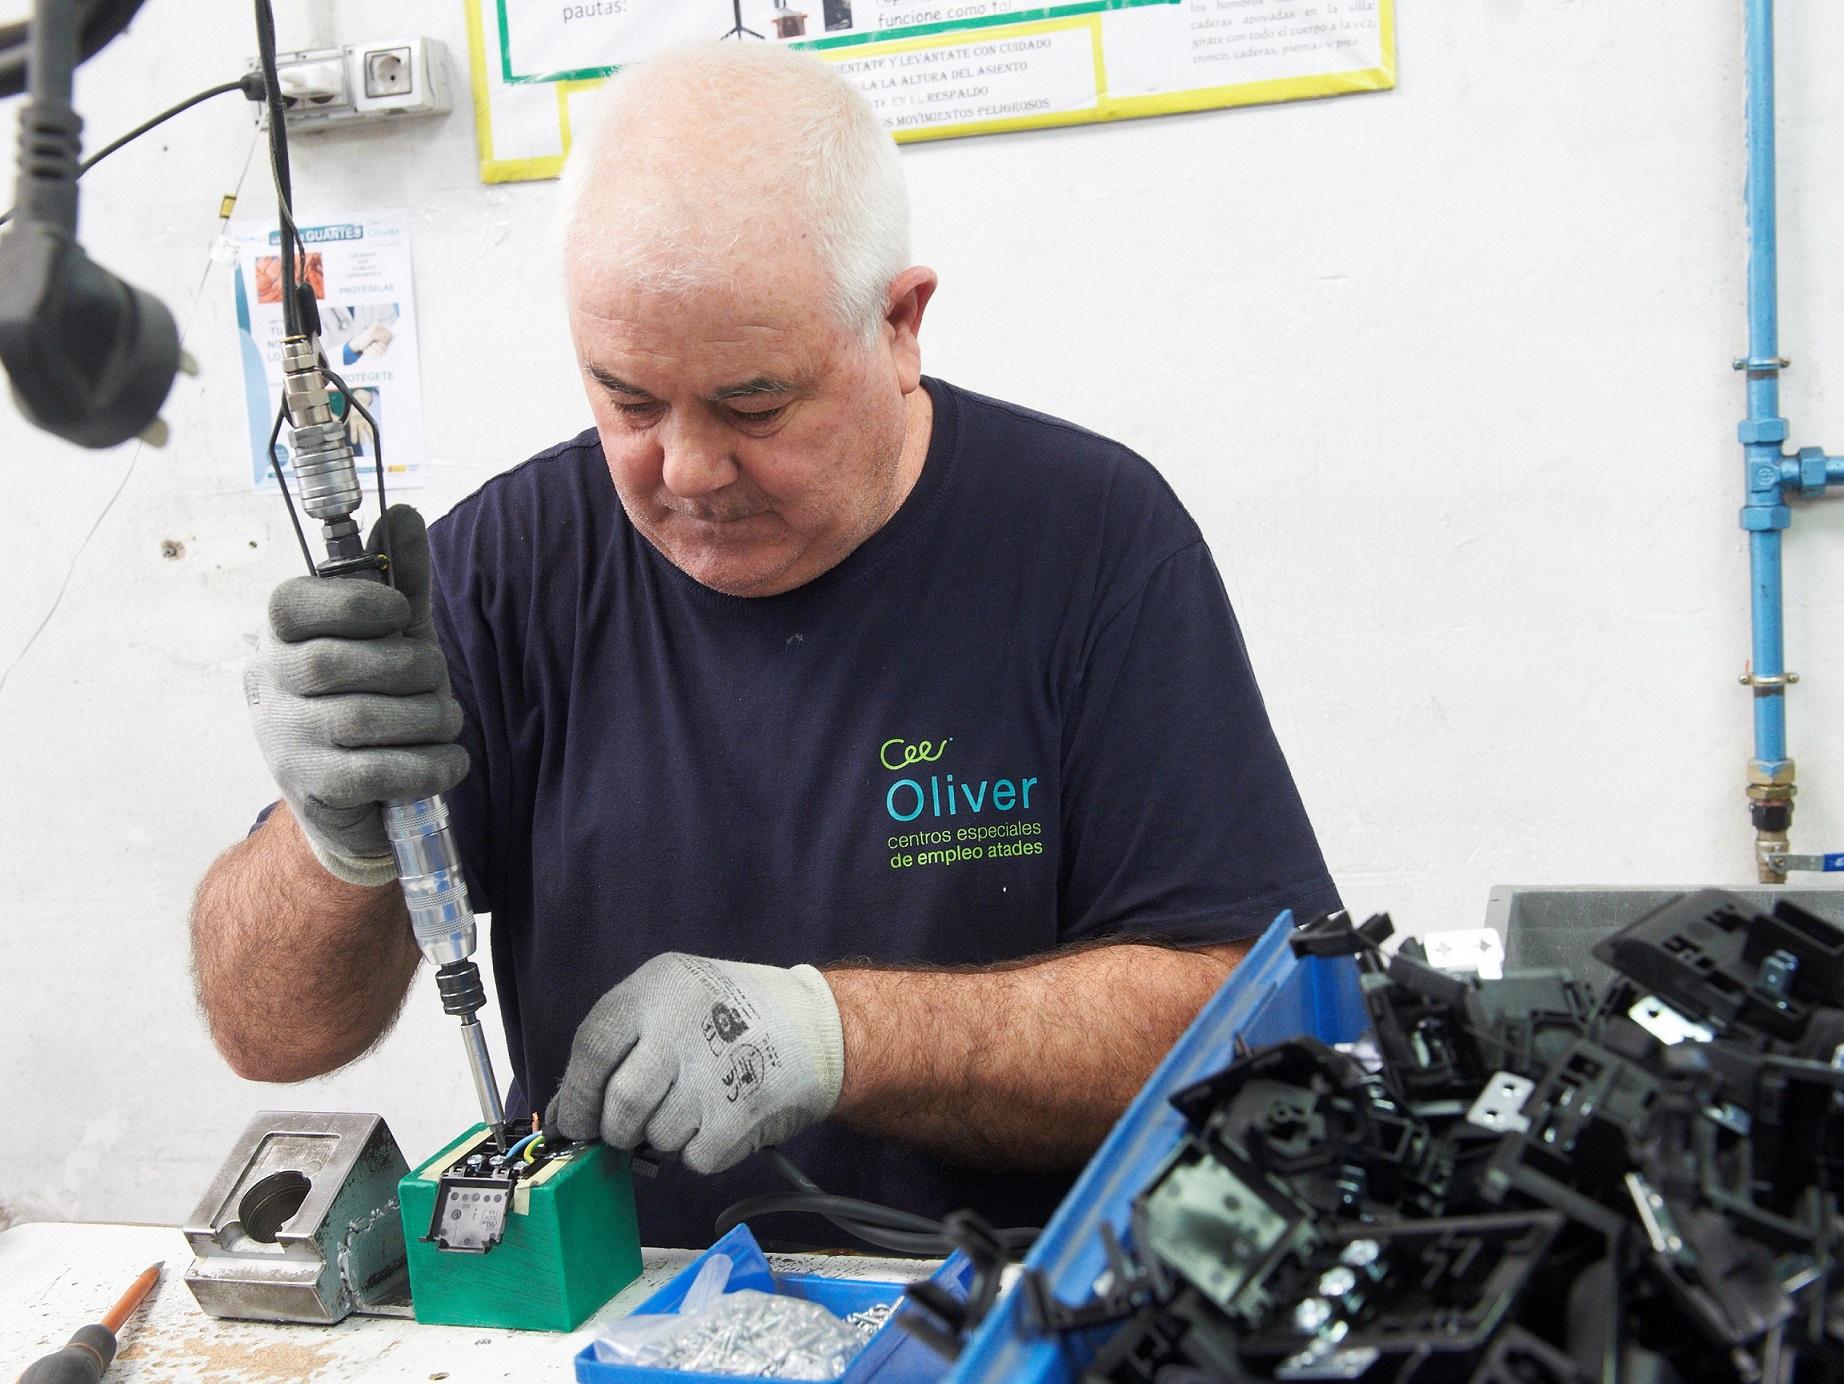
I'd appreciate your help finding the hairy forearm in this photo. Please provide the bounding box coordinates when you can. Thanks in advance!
[190,803,419,1082]
[824,938,1249,1170]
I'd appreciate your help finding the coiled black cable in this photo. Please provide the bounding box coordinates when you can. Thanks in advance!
[712,1148,1039,1257]
[252,0,299,338]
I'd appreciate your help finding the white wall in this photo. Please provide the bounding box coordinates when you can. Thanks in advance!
[5,0,1844,1227]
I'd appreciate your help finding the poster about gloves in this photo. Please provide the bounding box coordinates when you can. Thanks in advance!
[231,209,428,493]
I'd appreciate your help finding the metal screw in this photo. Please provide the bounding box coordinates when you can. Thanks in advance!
[1339,1239,1381,1269]
[1318,1265,1359,1298]
[1293,1297,1334,1334]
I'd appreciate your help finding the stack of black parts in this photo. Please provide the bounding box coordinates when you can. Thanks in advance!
[1038,890,1844,1384]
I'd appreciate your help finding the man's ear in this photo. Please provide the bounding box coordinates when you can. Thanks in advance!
[884,266,938,393]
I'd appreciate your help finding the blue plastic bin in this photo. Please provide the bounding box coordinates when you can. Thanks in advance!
[574,1223,973,1384]
[948,910,1366,1383]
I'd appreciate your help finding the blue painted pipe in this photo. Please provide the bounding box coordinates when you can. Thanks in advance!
[1735,0,1844,877]
[1747,531,1786,761]
[1740,0,1792,785]
[1736,0,1800,881]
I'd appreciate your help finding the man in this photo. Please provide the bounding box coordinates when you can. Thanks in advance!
[192,43,1339,1249]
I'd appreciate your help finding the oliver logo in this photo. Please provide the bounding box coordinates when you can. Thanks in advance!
[880,737,950,771]
[877,733,1039,824]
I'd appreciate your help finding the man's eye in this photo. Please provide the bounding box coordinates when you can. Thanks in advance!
[617,401,663,421]
[730,405,785,425]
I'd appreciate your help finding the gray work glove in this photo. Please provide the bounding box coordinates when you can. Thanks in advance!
[244,505,468,886]
[546,953,847,1175]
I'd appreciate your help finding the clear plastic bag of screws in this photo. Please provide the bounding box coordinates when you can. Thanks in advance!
[592,1254,879,1380]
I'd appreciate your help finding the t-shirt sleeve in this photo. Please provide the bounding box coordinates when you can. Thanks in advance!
[1057,539,1341,945]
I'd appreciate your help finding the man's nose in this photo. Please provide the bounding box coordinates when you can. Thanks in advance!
[659,414,740,497]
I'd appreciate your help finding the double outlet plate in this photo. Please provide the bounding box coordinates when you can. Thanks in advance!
[255,35,450,130]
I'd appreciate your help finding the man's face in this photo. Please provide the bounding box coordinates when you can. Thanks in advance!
[568,248,930,598]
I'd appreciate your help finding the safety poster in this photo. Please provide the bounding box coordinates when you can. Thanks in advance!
[230,210,428,493]
[465,0,1395,182]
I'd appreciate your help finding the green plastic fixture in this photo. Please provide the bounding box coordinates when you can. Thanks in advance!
[399,1125,643,1331]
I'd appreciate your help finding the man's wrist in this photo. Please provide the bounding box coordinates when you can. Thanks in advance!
[304,833,399,888]
[267,805,400,895]
[820,965,974,1121]
[787,964,847,1114]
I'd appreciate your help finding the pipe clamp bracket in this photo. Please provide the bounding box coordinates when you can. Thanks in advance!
[1740,669,1799,694]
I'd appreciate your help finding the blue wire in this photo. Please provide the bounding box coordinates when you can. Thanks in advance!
[505,1131,540,1162]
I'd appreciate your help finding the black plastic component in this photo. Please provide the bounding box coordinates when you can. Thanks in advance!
[1647,1200,1792,1348]
[1363,965,1489,1105]
[1054,895,1844,1384]
[1238,1213,1564,1364]
[1689,1054,1842,1249]
[1137,1135,1323,1327]
[1026,1215,1169,1337]
[1173,1038,1441,1219]
[1591,888,1840,1042]
[1465,969,1596,1080]
[316,551,390,579]
[1563,1253,1623,1384]
[901,1210,1009,1360]
[1082,1287,1244,1384]
[1290,910,1395,959]
[1754,898,1844,994]
[435,960,487,1018]
[1517,1041,1659,1181]
[1468,1325,1591,1384]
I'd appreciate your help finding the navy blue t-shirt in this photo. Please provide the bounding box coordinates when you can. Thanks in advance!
[424,377,1339,1248]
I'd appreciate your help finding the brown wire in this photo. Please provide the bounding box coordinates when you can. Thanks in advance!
[99,1263,161,1334]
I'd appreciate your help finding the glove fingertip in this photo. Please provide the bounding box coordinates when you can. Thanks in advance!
[371,503,429,552]
[544,1090,588,1142]
[376,505,437,609]
[266,576,321,632]
[681,1134,744,1176]
[433,742,471,792]
[548,1087,596,1142]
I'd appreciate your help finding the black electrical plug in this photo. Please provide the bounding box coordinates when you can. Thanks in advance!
[0,220,180,448]
[0,1,181,451]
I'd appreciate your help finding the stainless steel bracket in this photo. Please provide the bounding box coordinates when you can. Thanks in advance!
[182,1110,410,1324]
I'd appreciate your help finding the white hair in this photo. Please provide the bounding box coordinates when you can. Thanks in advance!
[558,43,911,342]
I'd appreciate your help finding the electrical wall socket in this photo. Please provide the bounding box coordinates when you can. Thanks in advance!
[253,36,450,131]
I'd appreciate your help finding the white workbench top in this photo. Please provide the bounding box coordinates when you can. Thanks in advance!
[1,1222,938,1381]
